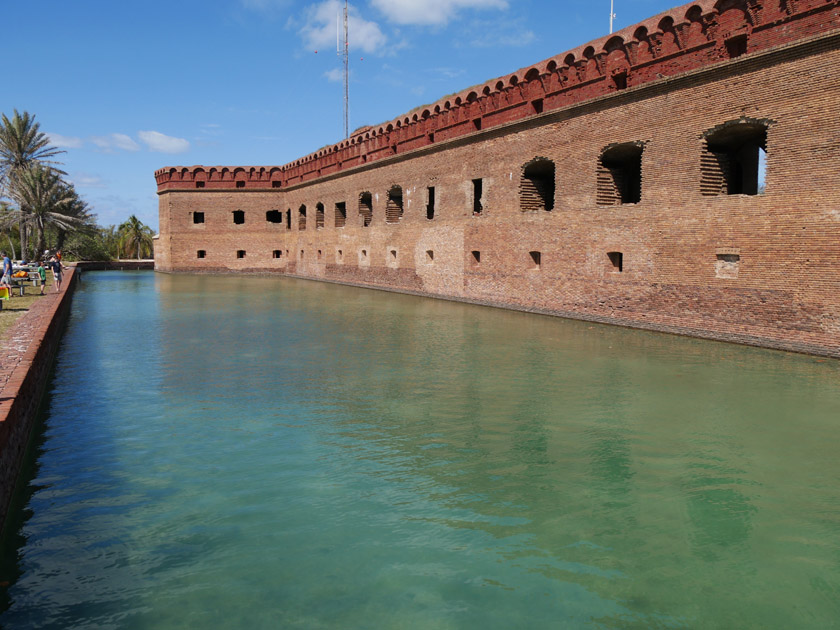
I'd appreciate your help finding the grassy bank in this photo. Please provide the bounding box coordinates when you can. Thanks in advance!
[0,277,56,339]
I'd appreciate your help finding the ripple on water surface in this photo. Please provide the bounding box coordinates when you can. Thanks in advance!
[1,271,839,629]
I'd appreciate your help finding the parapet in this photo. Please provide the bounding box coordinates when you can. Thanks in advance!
[155,0,840,193]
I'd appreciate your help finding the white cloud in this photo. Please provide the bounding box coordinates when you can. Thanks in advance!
[138,131,190,154]
[91,133,141,153]
[301,1,386,55]
[370,0,507,25]
[324,67,343,82]
[459,16,535,48]
[70,173,106,189]
[47,133,84,149]
[240,0,292,12]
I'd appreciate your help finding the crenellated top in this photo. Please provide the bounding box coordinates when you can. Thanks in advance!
[156,0,840,192]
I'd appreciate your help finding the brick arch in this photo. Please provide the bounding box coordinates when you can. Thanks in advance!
[604,35,625,52]
[524,67,540,82]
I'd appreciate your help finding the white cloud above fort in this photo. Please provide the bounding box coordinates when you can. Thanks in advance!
[300,1,386,54]
[91,133,141,153]
[369,0,508,25]
[138,131,190,154]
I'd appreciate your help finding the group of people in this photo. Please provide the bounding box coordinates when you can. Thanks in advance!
[1,250,68,298]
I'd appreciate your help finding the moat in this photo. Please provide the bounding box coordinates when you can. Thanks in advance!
[2,271,839,628]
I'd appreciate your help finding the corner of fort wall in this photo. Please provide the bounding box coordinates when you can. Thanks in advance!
[153,0,840,358]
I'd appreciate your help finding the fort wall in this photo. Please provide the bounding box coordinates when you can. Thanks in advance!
[154,0,840,358]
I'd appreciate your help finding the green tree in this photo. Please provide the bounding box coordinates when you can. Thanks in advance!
[14,164,88,256]
[117,215,154,259]
[0,110,65,259]
[54,183,96,252]
[0,202,17,259]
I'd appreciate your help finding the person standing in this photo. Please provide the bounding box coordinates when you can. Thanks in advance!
[38,261,47,295]
[1,251,13,299]
[49,256,67,293]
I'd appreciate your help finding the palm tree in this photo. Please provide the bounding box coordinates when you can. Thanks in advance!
[0,202,17,259]
[0,110,65,259]
[14,164,86,256]
[54,184,96,252]
[117,215,154,259]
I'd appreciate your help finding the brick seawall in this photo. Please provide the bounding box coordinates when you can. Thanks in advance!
[73,260,154,271]
[0,269,77,536]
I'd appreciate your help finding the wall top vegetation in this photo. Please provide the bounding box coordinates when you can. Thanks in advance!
[155,0,840,193]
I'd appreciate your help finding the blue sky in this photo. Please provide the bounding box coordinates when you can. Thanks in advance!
[2,0,678,230]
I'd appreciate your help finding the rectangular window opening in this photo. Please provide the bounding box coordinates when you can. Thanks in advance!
[473,118,482,131]
[236,250,246,259]
[265,210,283,223]
[236,180,246,188]
[715,253,741,279]
[193,211,205,224]
[195,181,205,188]
[273,250,282,259]
[428,132,435,143]
[197,250,206,259]
[272,181,282,188]
[359,193,373,227]
[607,251,623,272]
[597,144,643,205]
[233,210,245,224]
[702,123,768,196]
[726,35,748,59]
[426,186,436,220]
[386,187,404,224]
[531,99,544,114]
[335,202,347,228]
[472,179,483,215]
[613,72,627,90]
[471,250,481,264]
[529,251,541,269]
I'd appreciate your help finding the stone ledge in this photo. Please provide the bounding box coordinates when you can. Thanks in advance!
[0,269,78,536]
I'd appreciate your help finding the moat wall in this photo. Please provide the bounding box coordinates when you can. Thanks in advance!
[154,0,840,358]
[0,270,77,535]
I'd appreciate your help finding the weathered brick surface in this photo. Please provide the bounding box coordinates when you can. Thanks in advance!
[0,270,77,534]
[154,0,840,358]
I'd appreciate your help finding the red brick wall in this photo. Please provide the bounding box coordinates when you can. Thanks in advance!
[155,0,840,358]
[0,270,77,535]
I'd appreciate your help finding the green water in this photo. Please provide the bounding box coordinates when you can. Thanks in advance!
[1,271,839,629]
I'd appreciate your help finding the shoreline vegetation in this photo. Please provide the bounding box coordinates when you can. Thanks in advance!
[1,109,155,265]
[1,108,156,340]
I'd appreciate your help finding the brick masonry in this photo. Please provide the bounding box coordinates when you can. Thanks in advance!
[154,0,840,359]
[0,270,77,535]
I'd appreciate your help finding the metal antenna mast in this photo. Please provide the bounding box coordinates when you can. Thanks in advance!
[609,0,616,34]
[338,0,349,139]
